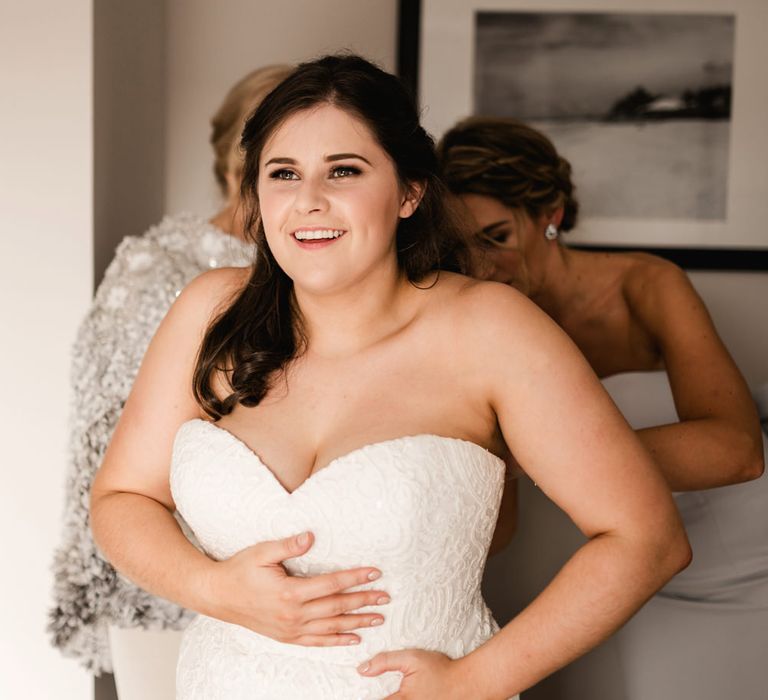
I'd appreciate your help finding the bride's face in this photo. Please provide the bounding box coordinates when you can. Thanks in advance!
[257,103,415,295]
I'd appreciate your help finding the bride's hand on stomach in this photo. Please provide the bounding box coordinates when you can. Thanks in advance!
[202,530,388,646]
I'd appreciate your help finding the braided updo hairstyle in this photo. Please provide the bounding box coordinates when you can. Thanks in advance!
[437,117,579,232]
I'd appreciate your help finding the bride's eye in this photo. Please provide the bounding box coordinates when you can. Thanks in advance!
[330,165,361,178]
[269,169,299,181]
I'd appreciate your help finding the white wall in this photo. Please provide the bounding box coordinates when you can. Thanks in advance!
[164,0,398,218]
[0,1,93,699]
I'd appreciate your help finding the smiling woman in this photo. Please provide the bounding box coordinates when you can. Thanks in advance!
[257,105,418,294]
[191,59,468,418]
[265,152,373,249]
[89,54,690,700]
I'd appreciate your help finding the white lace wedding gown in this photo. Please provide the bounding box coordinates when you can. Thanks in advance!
[171,419,515,699]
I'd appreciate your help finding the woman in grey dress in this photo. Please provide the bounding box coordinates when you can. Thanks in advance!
[439,116,767,700]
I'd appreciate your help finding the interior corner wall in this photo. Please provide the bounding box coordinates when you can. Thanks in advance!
[164,0,399,219]
[94,0,166,285]
[0,1,94,698]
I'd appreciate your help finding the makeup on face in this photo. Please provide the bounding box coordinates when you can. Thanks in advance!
[256,105,405,293]
[263,153,375,252]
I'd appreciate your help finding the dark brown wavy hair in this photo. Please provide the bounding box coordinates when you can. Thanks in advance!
[437,117,579,232]
[193,54,471,418]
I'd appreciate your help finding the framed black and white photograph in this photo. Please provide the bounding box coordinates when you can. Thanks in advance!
[399,0,768,269]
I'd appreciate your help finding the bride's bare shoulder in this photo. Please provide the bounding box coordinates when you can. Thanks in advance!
[166,266,250,330]
[437,272,545,327]
[429,273,573,372]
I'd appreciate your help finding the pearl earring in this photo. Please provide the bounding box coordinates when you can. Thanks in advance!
[544,224,559,240]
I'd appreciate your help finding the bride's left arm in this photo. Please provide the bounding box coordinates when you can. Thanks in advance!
[360,283,691,699]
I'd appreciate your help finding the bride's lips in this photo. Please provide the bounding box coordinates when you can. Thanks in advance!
[291,227,348,250]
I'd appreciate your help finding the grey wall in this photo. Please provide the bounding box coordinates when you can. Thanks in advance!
[93,4,167,695]
[94,0,166,285]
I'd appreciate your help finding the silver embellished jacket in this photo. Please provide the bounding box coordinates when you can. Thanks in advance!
[48,213,253,673]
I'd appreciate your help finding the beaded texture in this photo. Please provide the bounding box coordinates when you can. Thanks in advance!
[48,214,253,673]
[171,420,512,699]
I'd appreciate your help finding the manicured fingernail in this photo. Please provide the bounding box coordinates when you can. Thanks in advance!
[348,637,360,645]
[370,617,383,626]
[358,662,370,673]
[297,532,310,546]
[367,570,381,581]
[376,596,390,605]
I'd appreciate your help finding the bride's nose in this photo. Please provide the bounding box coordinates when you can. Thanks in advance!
[293,177,329,215]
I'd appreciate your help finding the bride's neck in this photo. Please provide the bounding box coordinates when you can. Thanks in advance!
[295,265,417,359]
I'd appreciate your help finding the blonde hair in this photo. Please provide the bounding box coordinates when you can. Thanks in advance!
[210,64,294,196]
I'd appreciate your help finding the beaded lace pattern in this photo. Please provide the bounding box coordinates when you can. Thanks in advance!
[171,419,513,699]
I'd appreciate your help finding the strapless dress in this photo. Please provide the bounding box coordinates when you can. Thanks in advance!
[170,419,514,699]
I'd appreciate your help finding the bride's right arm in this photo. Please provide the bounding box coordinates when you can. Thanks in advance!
[90,268,388,646]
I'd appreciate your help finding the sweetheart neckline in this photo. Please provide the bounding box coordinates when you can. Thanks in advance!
[177,418,505,497]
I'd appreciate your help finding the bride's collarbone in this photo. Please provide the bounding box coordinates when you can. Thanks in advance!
[215,390,496,490]
[213,327,494,488]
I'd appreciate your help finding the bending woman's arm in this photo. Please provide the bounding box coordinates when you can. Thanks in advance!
[625,259,764,490]
[361,283,691,699]
[91,268,389,647]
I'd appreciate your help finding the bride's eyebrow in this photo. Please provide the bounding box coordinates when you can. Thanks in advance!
[264,153,373,167]
[326,153,372,165]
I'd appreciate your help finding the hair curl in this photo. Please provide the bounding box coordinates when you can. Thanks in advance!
[193,54,471,418]
[437,117,579,231]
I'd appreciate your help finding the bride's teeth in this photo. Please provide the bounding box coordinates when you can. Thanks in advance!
[294,229,344,240]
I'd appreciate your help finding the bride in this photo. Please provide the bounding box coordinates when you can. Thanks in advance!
[90,55,690,699]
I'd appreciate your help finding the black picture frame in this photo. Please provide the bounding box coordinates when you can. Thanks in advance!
[396,0,768,270]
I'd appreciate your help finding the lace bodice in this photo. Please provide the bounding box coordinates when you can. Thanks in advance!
[171,419,510,699]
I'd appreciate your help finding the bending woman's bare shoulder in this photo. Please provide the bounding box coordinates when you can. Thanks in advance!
[620,253,713,348]
[620,253,688,310]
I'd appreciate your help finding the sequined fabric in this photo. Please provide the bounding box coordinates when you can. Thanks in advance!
[48,214,254,673]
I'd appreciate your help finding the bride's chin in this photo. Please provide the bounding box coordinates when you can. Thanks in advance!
[290,274,351,298]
